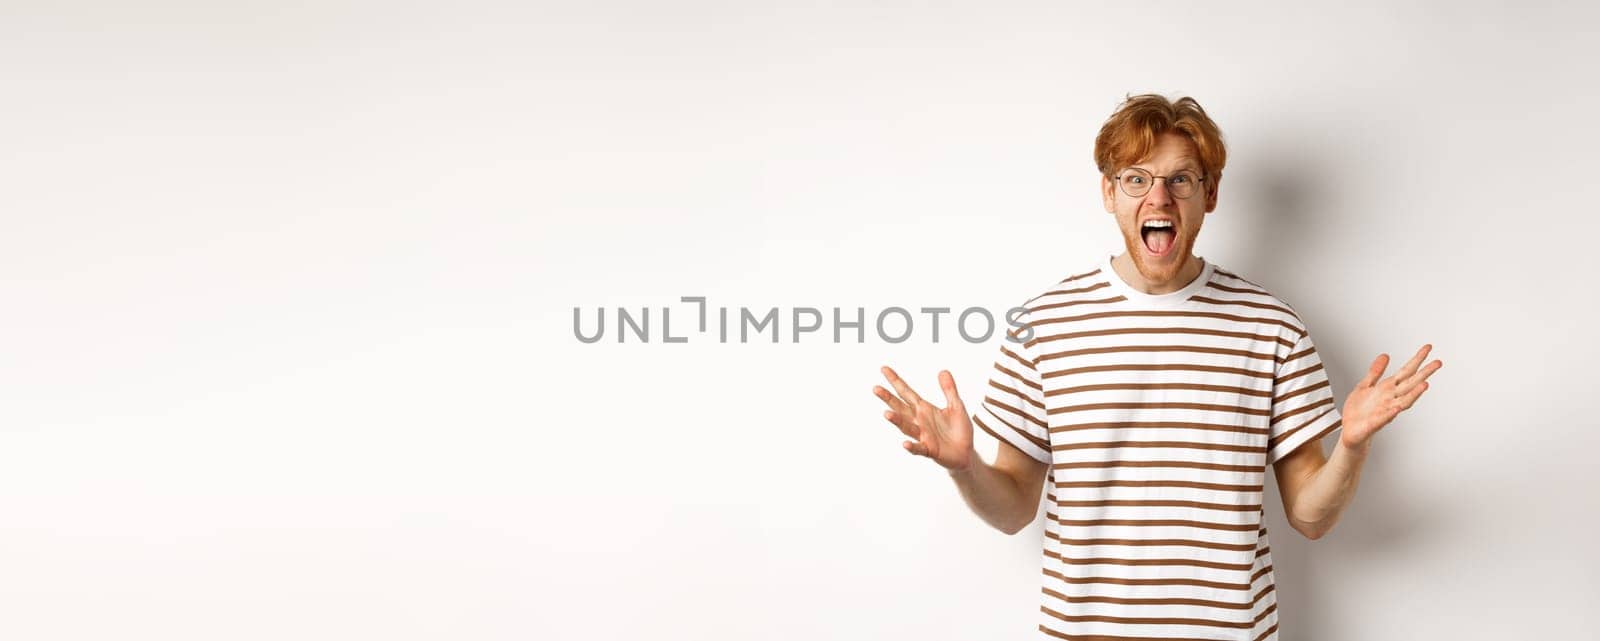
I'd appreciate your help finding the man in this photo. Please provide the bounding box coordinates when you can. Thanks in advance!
[871,94,1442,640]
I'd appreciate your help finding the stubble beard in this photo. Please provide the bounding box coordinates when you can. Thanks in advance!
[1121,224,1196,287]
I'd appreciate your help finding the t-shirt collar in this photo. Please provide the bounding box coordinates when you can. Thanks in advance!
[1101,252,1214,308]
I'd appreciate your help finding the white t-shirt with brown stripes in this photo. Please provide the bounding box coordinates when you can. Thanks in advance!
[972,253,1343,641]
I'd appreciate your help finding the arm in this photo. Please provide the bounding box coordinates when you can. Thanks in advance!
[1273,343,1442,540]
[874,366,1048,535]
[1272,436,1369,540]
[948,439,1049,535]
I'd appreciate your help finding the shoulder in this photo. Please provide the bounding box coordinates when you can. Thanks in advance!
[998,262,1117,343]
[1201,263,1313,341]
[1024,260,1113,308]
[1019,262,1115,315]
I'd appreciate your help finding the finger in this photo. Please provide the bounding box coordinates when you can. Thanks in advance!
[903,439,929,457]
[915,397,938,431]
[883,409,921,439]
[1398,381,1429,410]
[881,365,924,406]
[1359,353,1389,389]
[938,370,963,410]
[1395,344,1432,381]
[1400,359,1443,390]
[873,385,911,415]
[919,400,952,444]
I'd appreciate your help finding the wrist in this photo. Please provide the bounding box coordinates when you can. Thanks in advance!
[1339,436,1371,457]
[947,449,979,476]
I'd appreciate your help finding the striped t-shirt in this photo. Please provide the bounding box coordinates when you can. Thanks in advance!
[972,252,1343,641]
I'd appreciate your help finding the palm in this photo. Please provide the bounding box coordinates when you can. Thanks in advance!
[1340,344,1443,449]
[873,366,974,471]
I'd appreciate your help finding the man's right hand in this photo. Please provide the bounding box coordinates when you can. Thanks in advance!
[874,366,975,472]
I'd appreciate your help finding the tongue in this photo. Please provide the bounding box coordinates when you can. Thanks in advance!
[1144,229,1175,254]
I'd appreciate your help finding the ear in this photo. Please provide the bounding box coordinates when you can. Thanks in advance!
[1101,174,1117,213]
[1203,173,1221,213]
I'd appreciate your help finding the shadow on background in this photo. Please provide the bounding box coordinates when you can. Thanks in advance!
[1238,132,1462,640]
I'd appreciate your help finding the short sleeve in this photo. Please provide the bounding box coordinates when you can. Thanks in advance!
[1266,329,1344,464]
[970,320,1051,464]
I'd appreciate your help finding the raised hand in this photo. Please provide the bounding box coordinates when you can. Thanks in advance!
[1340,343,1443,451]
[874,365,975,472]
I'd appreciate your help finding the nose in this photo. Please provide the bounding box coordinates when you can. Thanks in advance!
[1144,178,1175,207]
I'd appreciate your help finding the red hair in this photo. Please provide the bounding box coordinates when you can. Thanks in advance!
[1093,93,1227,181]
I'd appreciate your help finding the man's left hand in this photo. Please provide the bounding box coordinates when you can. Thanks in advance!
[1339,344,1443,451]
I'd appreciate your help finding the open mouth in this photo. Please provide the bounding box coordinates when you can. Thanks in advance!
[1140,220,1177,256]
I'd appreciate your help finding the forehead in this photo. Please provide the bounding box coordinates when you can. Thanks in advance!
[1128,133,1202,171]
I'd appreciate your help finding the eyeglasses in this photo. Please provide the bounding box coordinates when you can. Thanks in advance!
[1112,167,1207,199]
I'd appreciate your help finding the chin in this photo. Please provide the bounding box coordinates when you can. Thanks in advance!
[1122,233,1191,282]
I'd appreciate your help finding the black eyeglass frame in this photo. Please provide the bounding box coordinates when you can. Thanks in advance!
[1111,167,1209,199]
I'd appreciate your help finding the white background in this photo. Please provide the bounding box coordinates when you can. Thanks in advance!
[3,2,1597,639]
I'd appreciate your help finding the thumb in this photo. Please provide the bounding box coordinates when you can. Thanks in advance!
[939,370,963,409]
[1359,353,1389,389]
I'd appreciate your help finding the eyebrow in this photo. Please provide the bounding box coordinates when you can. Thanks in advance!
[1132,159,1202,173]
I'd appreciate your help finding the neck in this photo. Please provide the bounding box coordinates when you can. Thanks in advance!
[1112,252,1204,295]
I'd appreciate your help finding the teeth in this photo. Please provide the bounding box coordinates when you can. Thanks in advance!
[1143,220,1174,229]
